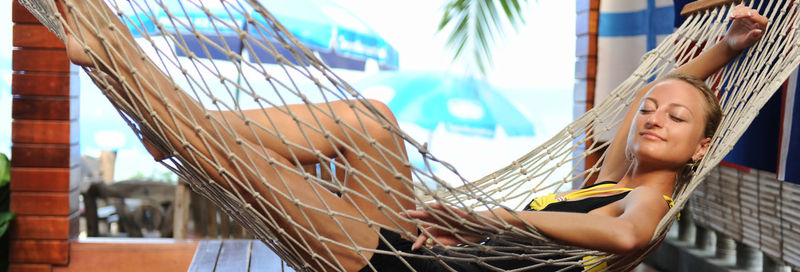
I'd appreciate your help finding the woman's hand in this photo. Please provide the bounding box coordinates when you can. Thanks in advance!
[402,203,487,250]
[725,4,769,52]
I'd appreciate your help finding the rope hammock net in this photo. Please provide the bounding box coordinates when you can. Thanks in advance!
[15,0,800,270]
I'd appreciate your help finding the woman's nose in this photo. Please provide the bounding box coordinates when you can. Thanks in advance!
[645,112,664,128]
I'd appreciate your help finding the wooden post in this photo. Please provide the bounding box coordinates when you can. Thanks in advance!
[715,232,737,264]
[677,201,696,243]
[8,1,81,271]
[574,0,601,188]
[736,242,762,270]
[6,2,198,271]
[763,254,792,272]
[694,225,716,252]
[172,181,190,240]
[98,150,116,184]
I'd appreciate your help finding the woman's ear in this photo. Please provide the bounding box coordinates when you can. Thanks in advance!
[692,137,712,161]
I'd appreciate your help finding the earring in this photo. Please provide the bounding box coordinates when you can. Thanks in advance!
[687,159,699,175]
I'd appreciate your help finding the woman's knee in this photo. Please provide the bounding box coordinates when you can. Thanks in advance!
[357,99,400,138]
[330,99,402,153]
[363,99,397,123]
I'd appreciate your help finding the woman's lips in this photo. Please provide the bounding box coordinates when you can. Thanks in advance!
[640,132,665,141]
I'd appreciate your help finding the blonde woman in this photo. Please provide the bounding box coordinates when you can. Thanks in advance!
[58,1,766,270]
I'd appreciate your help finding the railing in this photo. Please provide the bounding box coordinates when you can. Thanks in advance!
[650,164,798,271]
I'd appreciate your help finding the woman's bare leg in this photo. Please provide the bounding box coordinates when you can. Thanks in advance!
[58,0,415,270]
[213,101,417,229]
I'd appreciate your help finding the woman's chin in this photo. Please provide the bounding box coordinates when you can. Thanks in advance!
[634,152,686,170]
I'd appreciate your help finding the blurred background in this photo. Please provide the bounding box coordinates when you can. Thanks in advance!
[0,0,575,185]
[0,0,575,238]
[6,1,800,271]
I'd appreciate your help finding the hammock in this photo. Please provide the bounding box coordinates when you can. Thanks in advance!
[16,0,800,271]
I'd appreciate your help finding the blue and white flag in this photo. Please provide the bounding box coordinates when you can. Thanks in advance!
[595,0,677,140]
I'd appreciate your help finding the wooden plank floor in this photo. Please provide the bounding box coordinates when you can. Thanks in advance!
[54,239,198,272]
[188,240,293,272]
[191,240,661,271]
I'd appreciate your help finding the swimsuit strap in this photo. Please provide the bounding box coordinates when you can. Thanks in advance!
[561,187,632,201]
[559,183,627,200]
[529,183,675,211]
[562,183,675,208]
[663,195,674,208]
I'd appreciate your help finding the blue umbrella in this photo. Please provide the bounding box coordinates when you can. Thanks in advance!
[121,0,398,70]
[249,0,398,70]
[120,1,247,60]
[354,71,535,138]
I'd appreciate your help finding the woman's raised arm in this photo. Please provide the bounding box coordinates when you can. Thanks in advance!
[596,5,768,183]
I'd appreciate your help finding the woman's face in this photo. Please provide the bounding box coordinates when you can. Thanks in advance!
[628,79,711,169]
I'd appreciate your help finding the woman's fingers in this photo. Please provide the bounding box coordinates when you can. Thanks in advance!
[747,29,764,42]
[725,4,768,51]
[403,209,434,222]
[412,232,428,250]
[411,227,466,250]
[404,204,470,223]
[729,5,752,19]
[430,203,471,219]
[730,4,768,25]
[404,207,464,250]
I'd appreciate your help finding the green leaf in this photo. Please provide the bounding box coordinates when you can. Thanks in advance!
[0,211,14,237]
[499,0,514,20]
[0,153,8,188]
[438,0,531,75]
[475,49,488,75]
[452,34,469,61]
[483,0,501,30]
[476,2,496,43]
[515,1,526,25]
[438,9,453,30]
[447,14,471,59]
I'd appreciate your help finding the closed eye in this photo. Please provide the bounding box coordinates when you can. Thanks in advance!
[670,115,685,122]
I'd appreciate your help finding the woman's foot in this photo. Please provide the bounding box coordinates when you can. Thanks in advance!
[58,0,94,67]
[66,34,94,67]
[86,69,171,161]
[58,0,132,68]
[61,0,171,161]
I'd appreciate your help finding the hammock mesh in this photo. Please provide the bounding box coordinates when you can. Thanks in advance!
[16,0,800,271]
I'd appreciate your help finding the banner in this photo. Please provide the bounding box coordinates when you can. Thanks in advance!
[595,0,677,141]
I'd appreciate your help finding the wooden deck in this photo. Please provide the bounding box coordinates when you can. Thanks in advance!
[48,238,198,272]
[189,240,294,271]
[191,240,662,272]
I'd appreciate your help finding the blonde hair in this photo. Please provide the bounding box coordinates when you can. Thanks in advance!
[659,73,723,138]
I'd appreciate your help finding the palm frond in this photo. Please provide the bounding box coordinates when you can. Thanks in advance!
[439,0,528,75]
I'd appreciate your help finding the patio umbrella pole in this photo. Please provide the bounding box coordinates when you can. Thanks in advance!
[234,22,248,110]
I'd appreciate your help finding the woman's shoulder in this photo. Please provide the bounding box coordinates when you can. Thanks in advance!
[624,186,673,210]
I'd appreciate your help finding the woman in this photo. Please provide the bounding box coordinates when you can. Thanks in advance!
[57,0,766,270]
